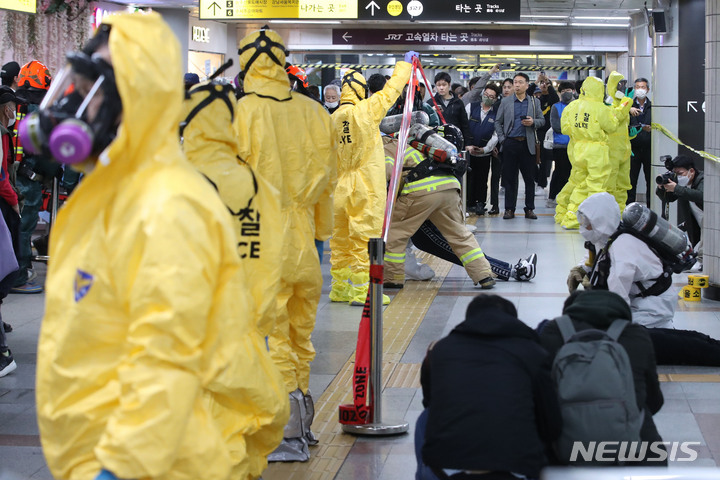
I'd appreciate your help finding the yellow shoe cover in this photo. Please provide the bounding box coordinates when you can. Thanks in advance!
[329,268,352,303]
[349,292,391,306]
[561,211,580,230]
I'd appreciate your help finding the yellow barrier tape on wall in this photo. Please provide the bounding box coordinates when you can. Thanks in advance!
[652,123,720,164]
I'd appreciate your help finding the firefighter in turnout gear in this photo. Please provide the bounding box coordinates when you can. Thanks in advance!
[382,136,496,289]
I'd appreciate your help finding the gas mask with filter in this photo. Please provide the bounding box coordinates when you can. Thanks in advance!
[18,47,122,165]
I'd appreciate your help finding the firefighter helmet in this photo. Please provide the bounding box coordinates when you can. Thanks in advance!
[18,60,52,90]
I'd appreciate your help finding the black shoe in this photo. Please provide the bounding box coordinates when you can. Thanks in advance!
[503,210,515,219]
[524,209,537,220]
[384,282,404,289]
[0,349,16,378]
[2,322,12,333]
[474,277,496,289]
[488,207,500,216]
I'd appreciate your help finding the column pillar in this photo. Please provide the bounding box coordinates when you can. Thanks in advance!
[650,2,680,210]
[703,0,720,299]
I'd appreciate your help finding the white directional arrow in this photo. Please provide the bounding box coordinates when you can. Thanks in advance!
[687,100,698,112]
[365,0,379,15]
[342,31,352,42]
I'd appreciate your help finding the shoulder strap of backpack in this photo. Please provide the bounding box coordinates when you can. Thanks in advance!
[556,315,576,344]
[606,319,629,341]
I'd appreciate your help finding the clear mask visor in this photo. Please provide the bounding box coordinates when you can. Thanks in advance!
[39,62,107,121]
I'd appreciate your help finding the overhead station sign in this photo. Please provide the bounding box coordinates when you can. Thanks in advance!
[333,29,529,46]
[199,0,520,21]
[0,0,36,14]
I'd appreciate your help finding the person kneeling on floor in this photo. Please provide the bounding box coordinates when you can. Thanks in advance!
[382,135,495,289]
[382,136,537,289]
[538,290,666,466]
[416,294,561,480]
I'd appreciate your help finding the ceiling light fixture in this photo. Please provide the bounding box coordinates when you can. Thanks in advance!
[520,15,569,19]
[570,22,629,27]
[269,19,341,24]
[573,16,631,20]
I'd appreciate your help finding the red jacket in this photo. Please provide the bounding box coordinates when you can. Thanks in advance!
[0,127,19,207]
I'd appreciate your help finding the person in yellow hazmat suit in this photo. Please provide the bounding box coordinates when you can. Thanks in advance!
[182,77,282,339]
[233,28,337,462]
[29,14,287,480]
[180,78,290,476]
[329,51,417,306]
[556,76,626,229]
[553,96,578,224]
[605,72,633,211]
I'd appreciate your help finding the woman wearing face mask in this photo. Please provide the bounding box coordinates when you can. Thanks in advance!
[0,87,20,218]
[465,84,500,215]
[546,81,575,208]
[628,78,652,205]
[323,83,341,114]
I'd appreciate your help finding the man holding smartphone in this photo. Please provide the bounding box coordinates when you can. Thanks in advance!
[494,73,545,219]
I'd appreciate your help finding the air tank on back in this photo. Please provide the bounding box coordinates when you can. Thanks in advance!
[622,202,689,257]
[379,111,430,134]
[409,123,458,158]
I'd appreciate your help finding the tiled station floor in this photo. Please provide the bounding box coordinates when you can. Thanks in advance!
[2,197,720,480]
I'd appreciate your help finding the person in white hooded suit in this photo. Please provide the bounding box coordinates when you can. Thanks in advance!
[567,192,675,329]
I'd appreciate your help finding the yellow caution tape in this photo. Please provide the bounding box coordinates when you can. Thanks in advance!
[651,123,720,164]
[679,285,702,301]
[688,274,709,288]
[297,63,605,72]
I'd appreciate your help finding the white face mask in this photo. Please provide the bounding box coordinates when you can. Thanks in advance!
[5,108,14,127]
[634,88,647,99]
[325,101,338,109]
[677,174,690,187]
[579,224,606,247]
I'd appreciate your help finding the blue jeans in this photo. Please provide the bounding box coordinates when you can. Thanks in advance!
[415,409,441,480]
[15,176,42,286]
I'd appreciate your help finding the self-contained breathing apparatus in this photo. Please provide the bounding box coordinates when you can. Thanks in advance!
[588,202,696,297]
[403,123,467,183]
[18,25,121,166]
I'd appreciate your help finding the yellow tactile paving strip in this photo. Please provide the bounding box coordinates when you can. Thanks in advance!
[262,252,451,480]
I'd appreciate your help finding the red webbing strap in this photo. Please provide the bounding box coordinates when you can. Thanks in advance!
[418,64,447,125]
[382,58,419,242]
[339,61,420,426]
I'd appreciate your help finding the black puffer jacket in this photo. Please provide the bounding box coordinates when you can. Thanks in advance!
[421,307,561,478]
[538,290,664,453]
[429,92,469,142]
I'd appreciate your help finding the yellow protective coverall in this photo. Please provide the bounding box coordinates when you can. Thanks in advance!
[557,77,622,229]
[233,29,337,395]
[182,81,282,338]
[329,63,412,305]
[36,13,287,480]
[605,72,633,211]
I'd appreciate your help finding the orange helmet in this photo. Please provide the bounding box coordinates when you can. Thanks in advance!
[18,60,52,90]
[286,64,308,88]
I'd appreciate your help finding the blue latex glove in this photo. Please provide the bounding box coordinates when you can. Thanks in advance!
[404,51,419,63]
[95,470,119,480]
[315,239,324,262]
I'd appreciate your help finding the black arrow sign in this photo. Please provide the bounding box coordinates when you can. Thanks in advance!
[208,1,220,15]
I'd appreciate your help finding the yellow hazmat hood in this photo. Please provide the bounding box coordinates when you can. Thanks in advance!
[340,70,367,106]
[239,28,291,100]
[102,12,184,167]
[580,76,605,102]
[182,81,239,161]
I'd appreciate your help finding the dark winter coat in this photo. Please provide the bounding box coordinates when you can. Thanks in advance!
[429,92,470,142]
[421,306,561,477]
